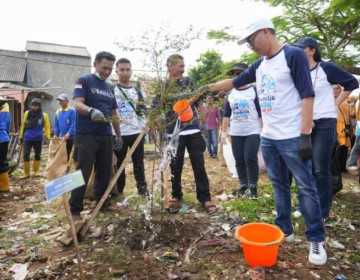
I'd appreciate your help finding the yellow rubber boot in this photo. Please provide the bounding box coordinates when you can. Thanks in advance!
[0,172,10,192]
[20,162,30,179]
[33,160,41,177]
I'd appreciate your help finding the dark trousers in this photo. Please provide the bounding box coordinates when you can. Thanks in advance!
[231,134,260,188]
[0,142,9,173]
[23,141,42,161]
[338,145,348,172]
[69,134,113,215]
[66,139,74,160]
[170,132,211,203]
[114,134,147,193]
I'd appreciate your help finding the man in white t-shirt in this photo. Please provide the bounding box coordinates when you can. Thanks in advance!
[206,19,327,266]
[113,58,149,197]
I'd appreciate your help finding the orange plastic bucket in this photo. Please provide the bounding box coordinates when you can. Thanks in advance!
[173,99,193,122]
[234,222,284,267]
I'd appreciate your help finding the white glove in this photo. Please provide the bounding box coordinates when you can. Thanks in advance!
[221,132,227,145]
[88,107,106,122]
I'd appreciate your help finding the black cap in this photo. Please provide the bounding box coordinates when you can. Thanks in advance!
[56,94,69,101]
[30,98,41,106]
[293,37,319,49]
[227,63,248,76]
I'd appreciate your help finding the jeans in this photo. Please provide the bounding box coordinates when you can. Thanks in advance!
[261,136,325,242]
[23,141,42,161]
[114,134,147,193]
[69,134,113,215]
[311,118,337,219]
[348,135,360,166]
[170,132,211,203]
[205,129,218,156]
[231,134,260,187]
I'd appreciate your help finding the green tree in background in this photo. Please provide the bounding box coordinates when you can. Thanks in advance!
[188,50,225,87]
[207,0,360,74]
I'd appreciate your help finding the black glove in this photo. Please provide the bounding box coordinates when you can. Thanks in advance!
[298,134,312,161]
[19,138,23,144]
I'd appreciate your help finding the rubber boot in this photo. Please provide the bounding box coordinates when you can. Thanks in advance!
[0,172,10,192]
[20,162,30,179]
[33,160,41,177]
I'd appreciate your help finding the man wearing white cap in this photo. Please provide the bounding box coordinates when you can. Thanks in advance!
[54,93,76,159]
[206,18,327,265]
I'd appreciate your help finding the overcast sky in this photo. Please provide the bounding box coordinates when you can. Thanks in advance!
[1,0,282,75]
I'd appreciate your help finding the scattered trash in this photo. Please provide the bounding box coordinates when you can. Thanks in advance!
[179,204,189,214]
[156,251,179,263]
[217,193,228,202]
[221,223,231,231]
[10,263,29,280]
[5,244,25,257]
[328,239,345,250]
[197,238,228,247]
[348,223,355,231]
[109,267,126,277]
[89,227,102,238]
[335,274,348,280]
[246,266,266,280]
[310,271,321,279]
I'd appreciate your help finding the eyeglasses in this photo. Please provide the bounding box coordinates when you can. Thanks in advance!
[246,30,262,47]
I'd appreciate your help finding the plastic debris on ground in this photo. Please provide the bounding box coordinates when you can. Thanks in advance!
[10,263,29,280]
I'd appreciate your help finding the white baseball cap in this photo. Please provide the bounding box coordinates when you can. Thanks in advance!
[237,18,275,45]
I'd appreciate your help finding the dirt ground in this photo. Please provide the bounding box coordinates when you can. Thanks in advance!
[1,146,360,280]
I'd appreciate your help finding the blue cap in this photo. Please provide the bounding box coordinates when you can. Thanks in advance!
[293,37,319,49]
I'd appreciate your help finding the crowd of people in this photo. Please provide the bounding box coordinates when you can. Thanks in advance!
[0,17,359,268]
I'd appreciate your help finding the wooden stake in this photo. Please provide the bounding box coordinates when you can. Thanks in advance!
[80,125,149,237]
[62,194,85,280]
[163,170,170,210]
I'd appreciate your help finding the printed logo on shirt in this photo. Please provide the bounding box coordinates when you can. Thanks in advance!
[75,83,82,89]
[90,88,114,98]
[258,73,276,112]
[232,99,250,121]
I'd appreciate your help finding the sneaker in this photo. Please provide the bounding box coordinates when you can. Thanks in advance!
[249,187,258,200]
[237,186,248,197]
[347,165,359,175]
[308,241,327,265]
[293,210,302,218]
[285,233,294,243]
[348,165,358,171]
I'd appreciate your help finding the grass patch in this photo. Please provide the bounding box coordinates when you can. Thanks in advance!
[223,183,275,222]
[24,235,45,247]
[349,252,360,263]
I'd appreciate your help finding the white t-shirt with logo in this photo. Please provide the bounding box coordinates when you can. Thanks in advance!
[224,86,261,136]
[113,85,146,136]
[312,62,358,120]
[232,45,314,140]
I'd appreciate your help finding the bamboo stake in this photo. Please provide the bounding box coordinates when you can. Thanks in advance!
[80,125,149,237]
[62,145,85,279]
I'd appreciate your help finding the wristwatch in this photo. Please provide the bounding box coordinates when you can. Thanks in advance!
[87,107,93,115]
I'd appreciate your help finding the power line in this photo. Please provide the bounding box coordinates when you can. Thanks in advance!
[0,53,161,73]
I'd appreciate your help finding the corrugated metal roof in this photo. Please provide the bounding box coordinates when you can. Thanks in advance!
[0,50,27,82]
[26,41,91,57]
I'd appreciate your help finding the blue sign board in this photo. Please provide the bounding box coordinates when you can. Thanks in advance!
[45,170,85,201]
